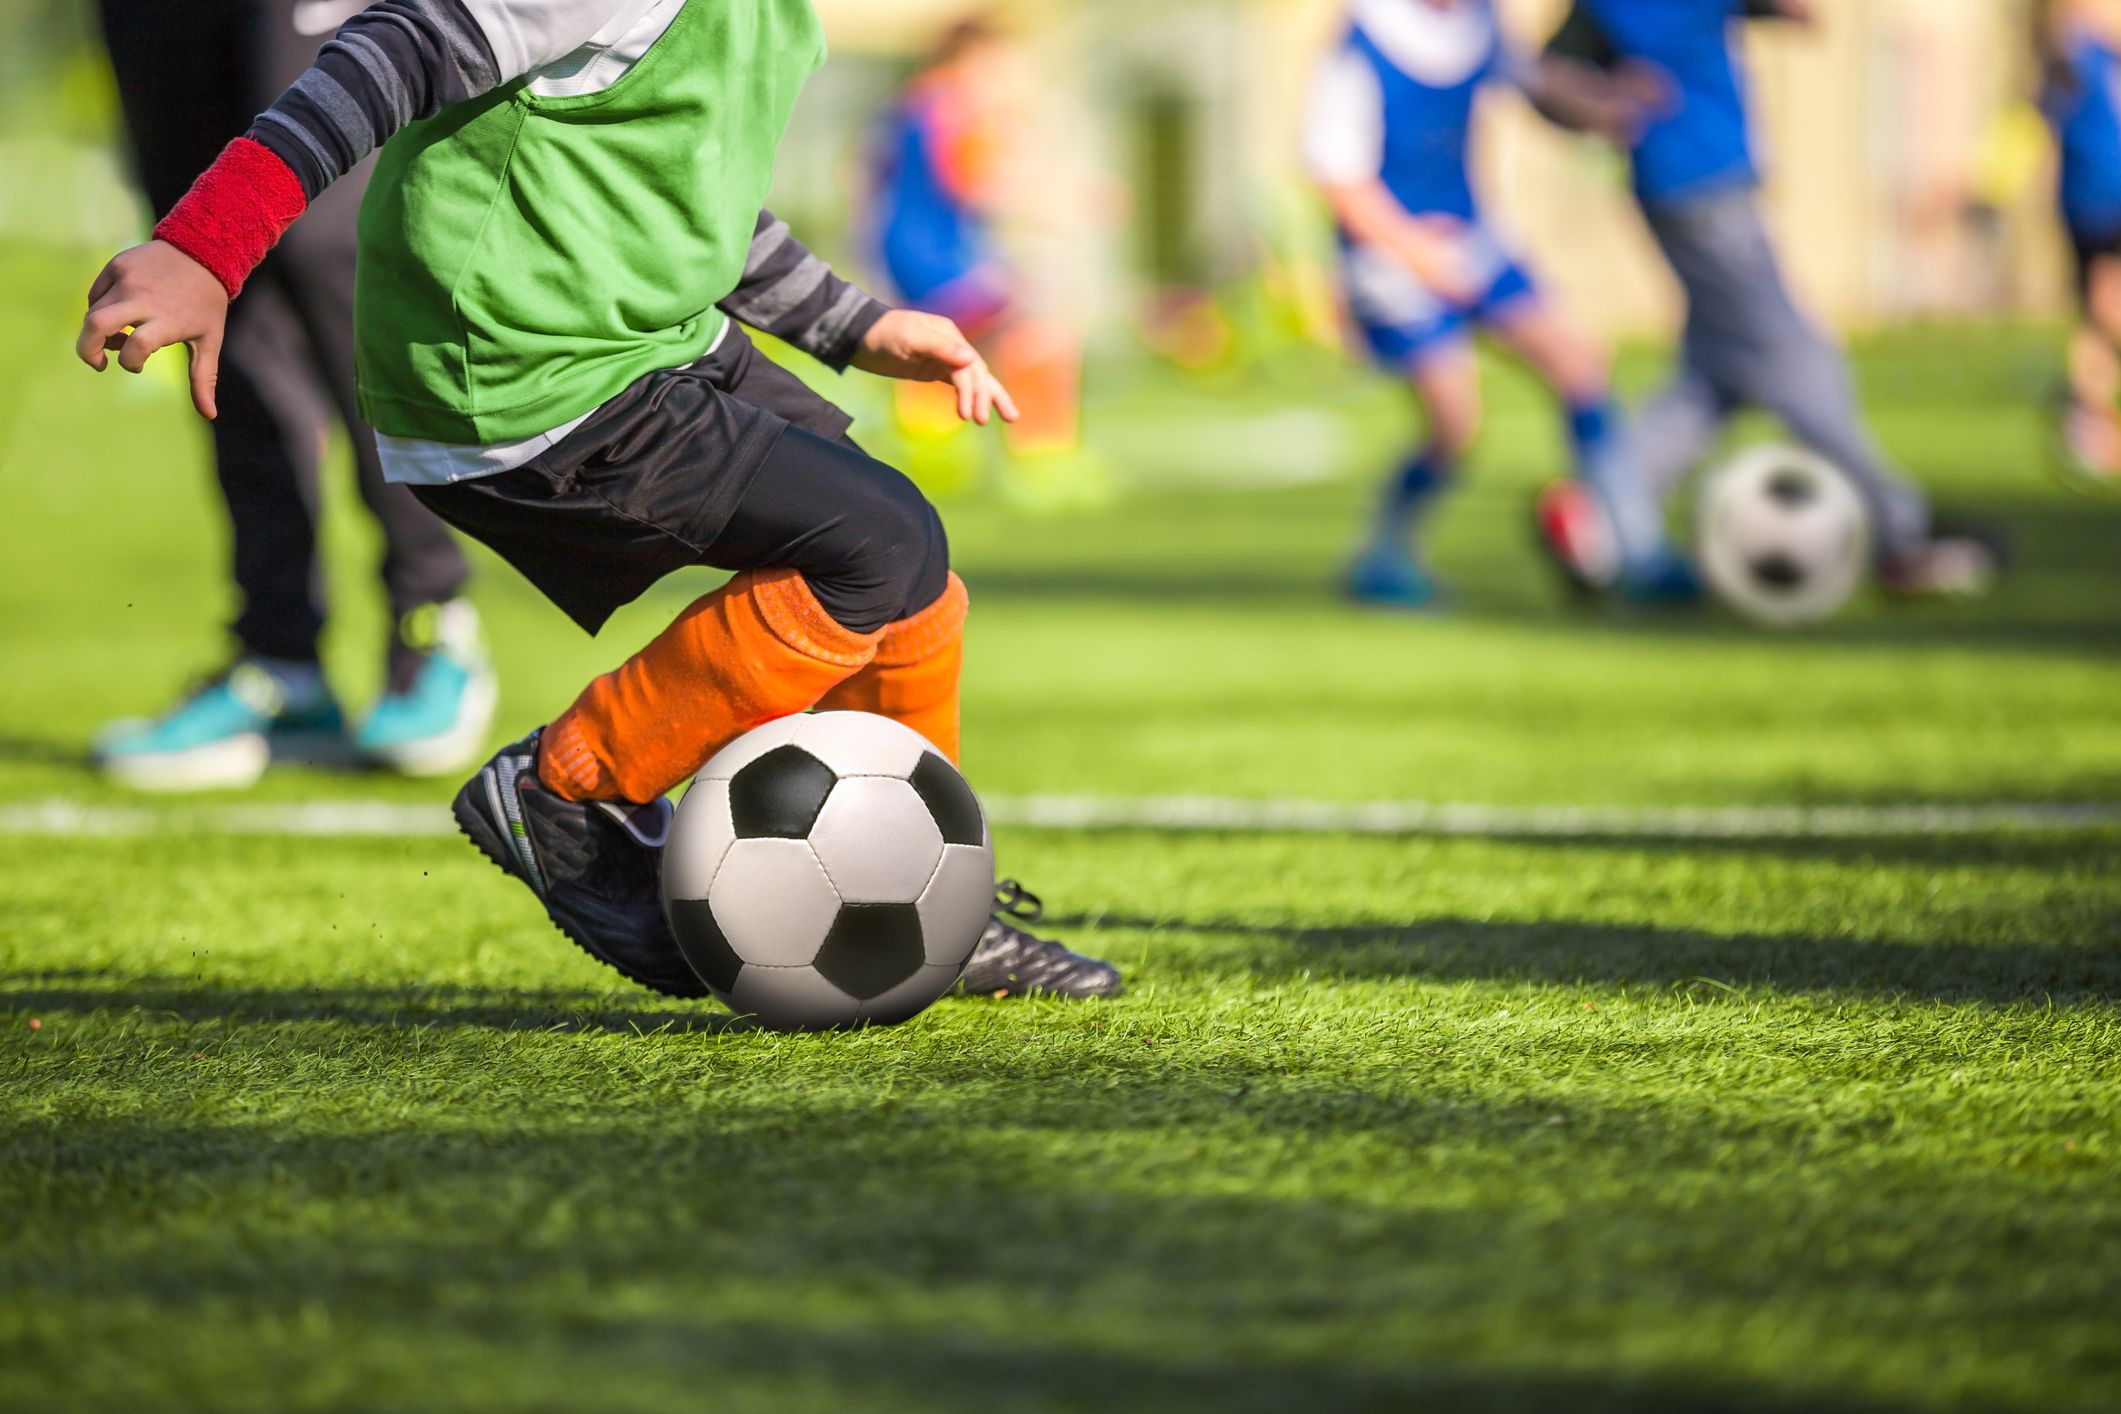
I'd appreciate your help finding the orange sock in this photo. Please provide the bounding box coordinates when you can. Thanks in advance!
[815,573,968,764]
[991,318,1083,457]
[540,569,879,803]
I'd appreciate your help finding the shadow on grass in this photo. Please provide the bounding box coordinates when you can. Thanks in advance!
[0,1104,2079,1413]
[0,974,739,1034]
[0,734,89,769]
[1429,829,2119,871]
[1051,912,2121,1007]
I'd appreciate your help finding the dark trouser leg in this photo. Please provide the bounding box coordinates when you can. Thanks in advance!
[213,285,331,662]
[100,0,329,662]
[271,180,470,680]
[254,8,470,651]
[701,426,951,635]
[100,0,470,670]
[1647,189,1931,556]
[1631,363,1734,502]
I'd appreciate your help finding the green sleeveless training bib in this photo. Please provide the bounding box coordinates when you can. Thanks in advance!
[355,0,825,443]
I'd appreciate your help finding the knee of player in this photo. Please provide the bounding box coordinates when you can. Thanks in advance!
[2089,266,2121,339]
[834,477,950,630]
[1428,399,1483,457]
[894,491,952,617]
[1558,340,1614,403]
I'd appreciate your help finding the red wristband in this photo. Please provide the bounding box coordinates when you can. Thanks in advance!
[152,138,308,300]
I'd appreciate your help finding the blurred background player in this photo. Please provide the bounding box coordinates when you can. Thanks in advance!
[89,0,494,791]
[1537,0,2003,597]
[1304,0,1690,610]
[863,16,1102,501]
[2041,0,2121,490]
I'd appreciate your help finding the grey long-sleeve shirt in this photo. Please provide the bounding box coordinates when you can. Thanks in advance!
[245,0,886,477]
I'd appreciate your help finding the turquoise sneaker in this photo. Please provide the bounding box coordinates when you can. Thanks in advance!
[356,599,499,777]
[1344,543,1442,610]
[95,662,345,791]
[1619,547,1706,606]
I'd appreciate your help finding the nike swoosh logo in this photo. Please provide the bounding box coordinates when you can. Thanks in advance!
[292,0,371,37]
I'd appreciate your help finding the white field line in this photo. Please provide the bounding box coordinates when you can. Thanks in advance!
[1,795,2117,843]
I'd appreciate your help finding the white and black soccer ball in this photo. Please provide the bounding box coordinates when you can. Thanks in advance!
[660,712,995,1030]
[1696,445,1872,628]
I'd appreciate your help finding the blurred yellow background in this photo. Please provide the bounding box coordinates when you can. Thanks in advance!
[801,0,2061,336]
[0,0,2071,342]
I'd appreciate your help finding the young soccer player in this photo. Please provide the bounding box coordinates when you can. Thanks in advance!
[1305,0,1690,609]
[1539,0,2004,595]
[91,0,493,790]
[864,17,1097,494]
[2041,0,2121,487]
[75,0,1120,1002]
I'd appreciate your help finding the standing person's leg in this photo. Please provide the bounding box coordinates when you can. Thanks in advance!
[274,181,473,660]
[212,285,334,672]
[102,0,336,669]
[1628,364,1732,504]
[244,0,491,773]
[92,0,343,788]
[1347,340,1482,609]
[1648,190,1933,558]
[249,2,472,671]
[2062,239,2121,481]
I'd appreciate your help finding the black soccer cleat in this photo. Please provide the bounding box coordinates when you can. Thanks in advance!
[1878,516,2010,601]
[451,731,708,998]
[958,881,1124,1000]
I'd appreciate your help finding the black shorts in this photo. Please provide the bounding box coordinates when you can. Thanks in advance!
[2072,226,2121,309]
[410,328,947,637]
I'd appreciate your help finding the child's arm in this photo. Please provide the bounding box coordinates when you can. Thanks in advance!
[721,211,1016,427]
[1742,0,1815,25]
[1301,44,1481,303]
[720,212,892,371]
[1533,4,1672,141]
[1523,51,1670,144]
[78,0,638,417]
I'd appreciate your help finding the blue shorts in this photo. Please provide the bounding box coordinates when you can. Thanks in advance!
[1341,228,1538,367]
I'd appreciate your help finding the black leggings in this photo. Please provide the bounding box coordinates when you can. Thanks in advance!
[707,427,950,635]
[411,335,948,639]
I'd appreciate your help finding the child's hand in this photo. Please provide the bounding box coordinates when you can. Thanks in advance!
[1591,63,1677,143]
[853,310,1021,426]
[1387,217,1481,307]
[76,240,230,420]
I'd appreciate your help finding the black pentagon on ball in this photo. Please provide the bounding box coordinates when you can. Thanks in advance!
[1765,468,1817,509]
[666,898,744,993]
[812,903,927,1001]
[909,752,984,847]
[1749,553,1807,592]
[728,745,839,839]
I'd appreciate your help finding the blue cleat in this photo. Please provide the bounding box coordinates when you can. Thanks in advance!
[1619,547,1705,606]
[95,662,345,791]
[356,599,499,777]
[1344,544,1442,610]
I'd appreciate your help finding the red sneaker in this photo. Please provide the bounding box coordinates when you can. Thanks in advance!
[1532,480,1622,595]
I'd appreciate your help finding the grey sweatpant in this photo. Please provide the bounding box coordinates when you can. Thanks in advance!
[1632,186,1930,555]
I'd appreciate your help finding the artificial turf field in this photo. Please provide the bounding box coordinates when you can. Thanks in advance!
[2,233,2119,1413]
